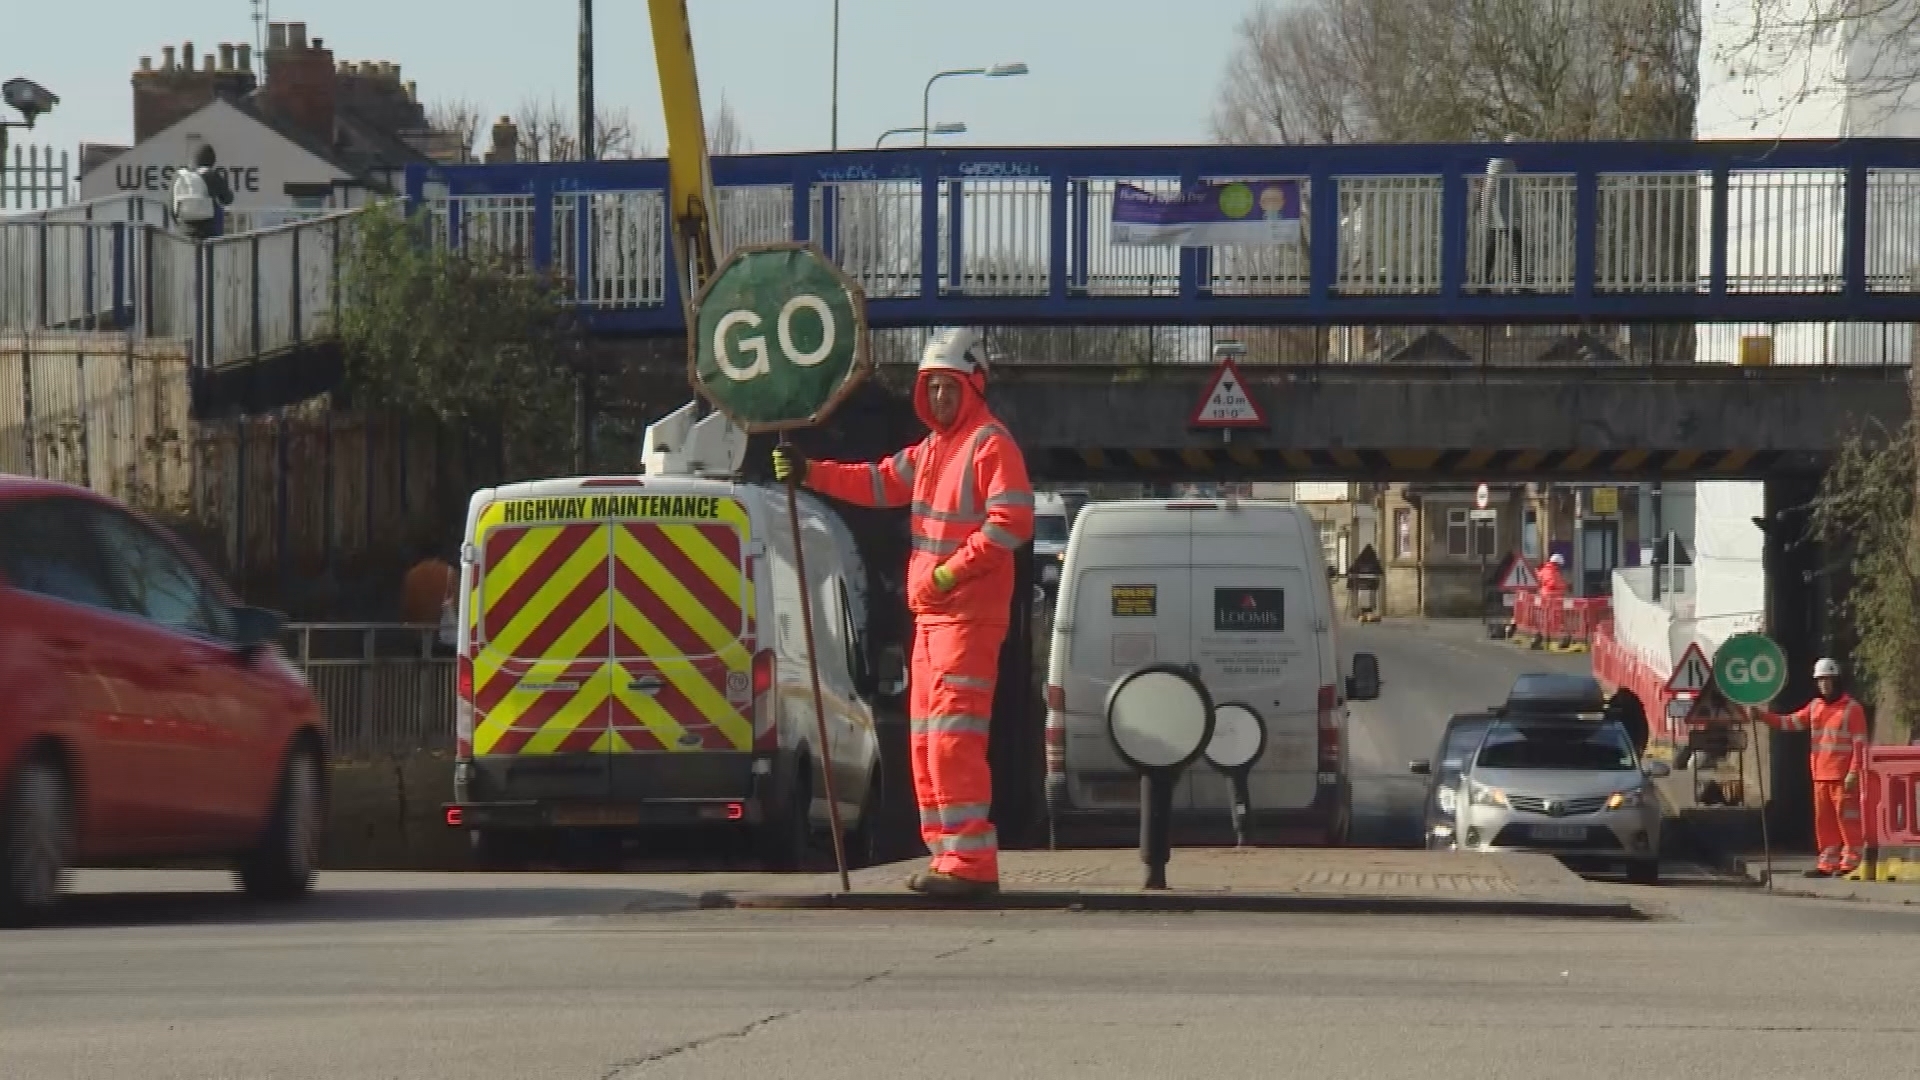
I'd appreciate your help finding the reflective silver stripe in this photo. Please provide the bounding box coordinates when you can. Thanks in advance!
[940,673,995,690]
[913,713,992,736]
[868,464,887,505]
[956,424,1004,518]
[921,802,992,827]
[986,490,1033,509]
[890,449,916,485]
[983,523,1022,550]
[933,828,999,853]
[912,500,985,525]
[911,534,961,555]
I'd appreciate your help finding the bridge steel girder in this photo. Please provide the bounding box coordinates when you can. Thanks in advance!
[987,368,1906,482]
[617,364,1906,482]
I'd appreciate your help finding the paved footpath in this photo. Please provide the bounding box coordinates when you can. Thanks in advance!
[714,847,1637,917]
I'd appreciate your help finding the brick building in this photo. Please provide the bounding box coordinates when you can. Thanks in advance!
[80,22,468,223]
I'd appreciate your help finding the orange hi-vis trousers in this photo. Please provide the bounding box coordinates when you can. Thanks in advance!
[909,619,1005,883]
[1813,779,1864,872]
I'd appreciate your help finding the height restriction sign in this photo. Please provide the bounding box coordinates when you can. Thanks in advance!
[1190,358,1268,429]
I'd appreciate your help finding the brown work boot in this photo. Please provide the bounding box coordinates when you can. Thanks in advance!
[905,871,933,893]
[912,872,1000,900]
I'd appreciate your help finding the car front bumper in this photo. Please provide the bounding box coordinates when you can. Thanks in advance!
[1455,802,1660,858]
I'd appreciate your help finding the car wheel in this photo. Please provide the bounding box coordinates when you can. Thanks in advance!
[238,746,322,901]
[755,755,813,872]
[1626,859,1660,886]
[1,757,72,927]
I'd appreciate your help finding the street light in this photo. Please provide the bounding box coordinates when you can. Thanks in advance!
[877,122,967,149]
[0,77,58,170]
[922,62,1027,146]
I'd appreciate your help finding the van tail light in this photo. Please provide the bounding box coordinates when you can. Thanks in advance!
[455,654,475,759]
[1317,684,1340,770]
[1045,684,1064,711]
[751,648,779,752]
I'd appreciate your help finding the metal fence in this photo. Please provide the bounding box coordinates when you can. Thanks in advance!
[1,144,70,212]
[284,623,452,761]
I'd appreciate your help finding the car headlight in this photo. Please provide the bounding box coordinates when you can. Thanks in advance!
[1605,788,1646,810]
[1436,786,1458,815]
[1469,781,1508,808]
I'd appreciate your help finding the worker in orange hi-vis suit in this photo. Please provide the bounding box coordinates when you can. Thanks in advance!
[773,328,1033,898]
[1537,552,1568,596]
[1751,657,1871,877]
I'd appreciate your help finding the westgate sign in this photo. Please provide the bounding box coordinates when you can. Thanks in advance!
[112,163,263,196]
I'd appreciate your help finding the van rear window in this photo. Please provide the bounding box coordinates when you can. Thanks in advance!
[610,521,749,659]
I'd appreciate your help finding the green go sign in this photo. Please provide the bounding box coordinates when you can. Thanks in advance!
[689,243,870,433]
[1713,632,1788,707]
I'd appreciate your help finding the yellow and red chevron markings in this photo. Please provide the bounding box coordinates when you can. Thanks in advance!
[468,498,755,757]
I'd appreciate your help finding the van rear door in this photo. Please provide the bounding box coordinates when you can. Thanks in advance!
[1060,514,1191,810]
[1188,557,1321,812]
[472,511,616,798]
[606,498,755,757]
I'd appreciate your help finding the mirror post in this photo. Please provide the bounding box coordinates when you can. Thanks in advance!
[1229,771,1251,848]
[1140,771,1176,889]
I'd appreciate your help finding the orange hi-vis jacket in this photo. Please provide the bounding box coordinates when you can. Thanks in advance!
[1764,694,1869,781]
[1537,561,1567,596]
[804,368,1034,625]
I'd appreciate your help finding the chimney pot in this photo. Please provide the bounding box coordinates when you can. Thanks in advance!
[406,80,417,101]
[237,44,252,72]
[139,56,153,72]
[267,22,287,50]
[182,42,196,70]
[204,55,216,73]
[313,38,324,49]
[162,45,176,70]
[219,44,235,72]
[288,22,307,49]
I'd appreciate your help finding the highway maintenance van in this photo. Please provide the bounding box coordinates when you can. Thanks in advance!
[1044,498,1378,846]
[445,405,893,869]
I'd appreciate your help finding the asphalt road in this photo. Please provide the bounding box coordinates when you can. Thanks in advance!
[1341,619,1590,847]
[7,868,1920,1079]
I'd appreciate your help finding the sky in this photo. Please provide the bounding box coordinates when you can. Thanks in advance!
[5,0,1262,162]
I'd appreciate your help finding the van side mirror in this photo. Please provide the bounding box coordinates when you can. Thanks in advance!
[231,605,286,661]
[1643,761,1672,779]
[875,644,907,698]
[1347,651,1381,701]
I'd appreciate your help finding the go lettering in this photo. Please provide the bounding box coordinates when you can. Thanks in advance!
[712,294,837,382]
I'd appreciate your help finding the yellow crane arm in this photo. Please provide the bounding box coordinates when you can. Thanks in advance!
[647,0,719,304]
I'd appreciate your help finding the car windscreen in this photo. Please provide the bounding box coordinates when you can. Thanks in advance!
[1438,720,1492,778]
[1034,515,1069,546]
[1474,722,1637,771]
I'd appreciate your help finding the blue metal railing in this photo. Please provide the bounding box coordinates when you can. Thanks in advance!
[407,139,1920,333]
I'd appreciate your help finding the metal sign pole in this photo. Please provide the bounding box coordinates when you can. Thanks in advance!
[782,437,851,892]
[1747,705,1773,891]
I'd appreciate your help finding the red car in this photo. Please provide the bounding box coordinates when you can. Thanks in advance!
[0,476,328,924]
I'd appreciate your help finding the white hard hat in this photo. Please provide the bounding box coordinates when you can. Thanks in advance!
[920,327,990,379]
[1549,553,1565,565]
[1814,657,1842,678]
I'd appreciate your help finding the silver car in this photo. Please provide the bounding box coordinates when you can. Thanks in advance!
[1453,716,1670,884]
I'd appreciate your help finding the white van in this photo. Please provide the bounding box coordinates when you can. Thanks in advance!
[1033,492,1070,596]
[446,407,898,870]
[1043,498,1379,845]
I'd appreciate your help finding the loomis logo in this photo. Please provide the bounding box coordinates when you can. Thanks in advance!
[1214,588,1285,633]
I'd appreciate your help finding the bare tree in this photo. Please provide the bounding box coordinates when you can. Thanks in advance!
[1215,0,1697,145]
[708,95,753,155]
[1716,0,1920,127]
[512,95,646,161]
[427,98,485,162]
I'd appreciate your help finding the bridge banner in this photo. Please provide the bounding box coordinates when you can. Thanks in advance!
[1111,180,1301,247]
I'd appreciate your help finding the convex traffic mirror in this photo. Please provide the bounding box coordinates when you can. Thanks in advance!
[1204,703,1267,847]
[1106,664,1214,889]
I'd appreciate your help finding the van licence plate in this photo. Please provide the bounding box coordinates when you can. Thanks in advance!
[552,805,641,827]
[1530,824,1586,842]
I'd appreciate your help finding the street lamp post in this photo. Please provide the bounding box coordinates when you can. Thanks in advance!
[921,62,1026,146]
[877,122,967,149]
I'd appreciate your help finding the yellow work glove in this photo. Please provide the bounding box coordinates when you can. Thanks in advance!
[771,447,807,483]
[1844,772,1859,793]
[932,564,957,592]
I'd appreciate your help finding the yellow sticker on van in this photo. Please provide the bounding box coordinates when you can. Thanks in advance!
[494,494,727,525]
[1111,584,1158,617]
